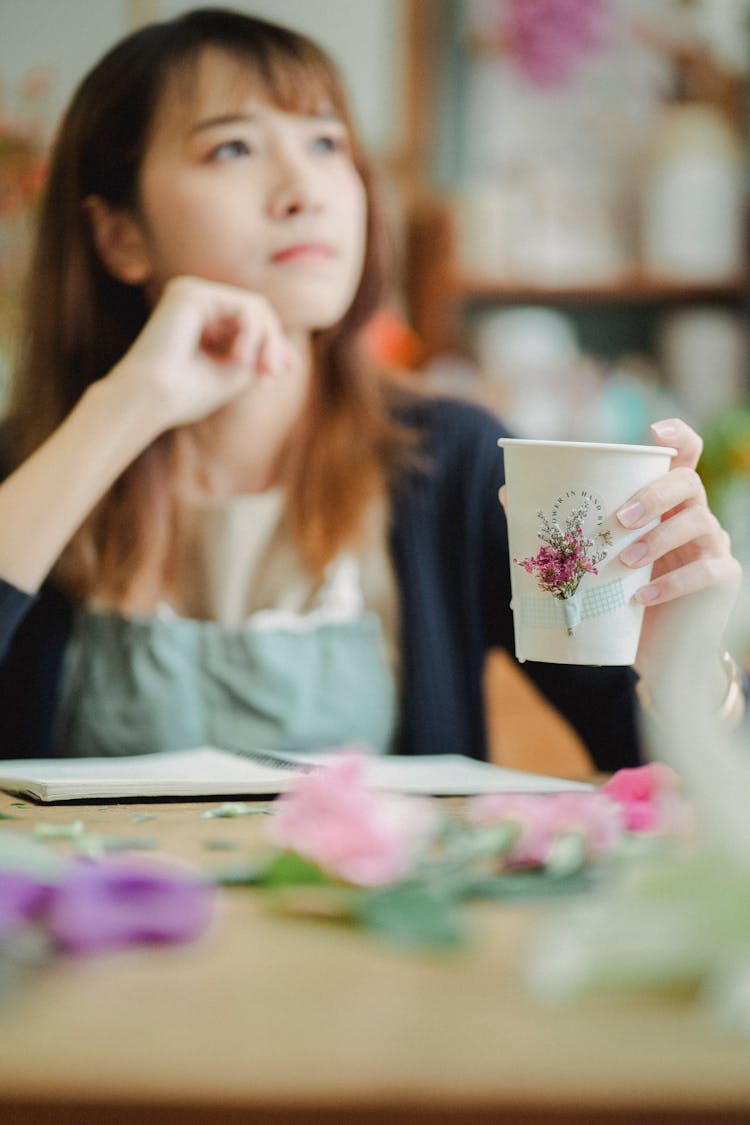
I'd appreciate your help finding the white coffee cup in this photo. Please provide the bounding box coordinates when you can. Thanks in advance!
[498,438,677,665]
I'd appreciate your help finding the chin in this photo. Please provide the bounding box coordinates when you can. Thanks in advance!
[267,269,360,320]
[275,297,356,333]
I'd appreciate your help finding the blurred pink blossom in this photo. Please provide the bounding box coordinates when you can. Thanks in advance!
[505,0,608,88]
[466,790,623,868]
[270,753,438,887]
[601,762,693,836]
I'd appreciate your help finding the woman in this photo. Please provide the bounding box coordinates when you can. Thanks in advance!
[0,8,742,767]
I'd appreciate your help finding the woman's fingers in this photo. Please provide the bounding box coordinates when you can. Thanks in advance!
[158,276,283,369]
[634,552,742,606]
[612,416,742,611]
[616,465,707,530]
[619,495,727,568]
[650,417,703,470]
[121,275,298,430]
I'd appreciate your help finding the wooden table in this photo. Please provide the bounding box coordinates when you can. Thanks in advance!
[2,789,750,1125]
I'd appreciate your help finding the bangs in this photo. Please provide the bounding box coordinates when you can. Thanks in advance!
[164,34,358,151]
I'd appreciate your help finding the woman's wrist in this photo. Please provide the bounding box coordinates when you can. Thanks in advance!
[637,650,747,730]
[95,363,168,450]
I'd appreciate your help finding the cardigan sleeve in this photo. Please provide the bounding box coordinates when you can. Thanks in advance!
[0,432,42,660]
[0,578,38,660]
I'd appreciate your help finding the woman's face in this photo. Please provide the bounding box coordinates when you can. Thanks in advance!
[132,48,368,333]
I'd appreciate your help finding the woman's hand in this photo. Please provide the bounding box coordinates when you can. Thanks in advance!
[106,276,295,437]
[0,277,300,595]
[616,418,742,693]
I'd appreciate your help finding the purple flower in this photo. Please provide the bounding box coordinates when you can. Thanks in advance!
[0,871,53,940]
[47,856,215,955]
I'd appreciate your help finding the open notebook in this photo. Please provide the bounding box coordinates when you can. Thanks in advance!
[0,746,592,803]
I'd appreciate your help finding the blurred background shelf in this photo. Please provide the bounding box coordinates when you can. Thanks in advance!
[448,272,749,306]
[405,199,749,360]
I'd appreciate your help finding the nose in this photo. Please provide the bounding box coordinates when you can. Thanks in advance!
[267,151,321,220]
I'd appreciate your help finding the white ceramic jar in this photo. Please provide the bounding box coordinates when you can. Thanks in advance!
[641,103,745,281]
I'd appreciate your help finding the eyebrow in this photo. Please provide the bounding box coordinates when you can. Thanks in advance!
[189,109,343,136]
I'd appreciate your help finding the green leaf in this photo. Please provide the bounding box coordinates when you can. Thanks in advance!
[358,882,466,949]
[0,831,66,879]
[438,822,519,868]
[33,820,86,840]
[546,831,588,877]
[261,850,332,888]
[200,802,253,818]
[213,862,265,886]
[200,802,271,818]
[469,868,593,899]
[73,834,157,854]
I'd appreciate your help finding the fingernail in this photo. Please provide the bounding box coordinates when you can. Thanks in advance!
[257,342,281,377]
[635,583,659,604]
[617,501,645,528]
[651,421,677,439]
[283,345,297,371]
[620,541,648,566]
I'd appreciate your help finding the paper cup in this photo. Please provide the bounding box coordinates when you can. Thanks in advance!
[498,438,677,665]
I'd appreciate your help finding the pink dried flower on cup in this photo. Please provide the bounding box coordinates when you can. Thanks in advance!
[514,500,611,634]
[269,752,438,887]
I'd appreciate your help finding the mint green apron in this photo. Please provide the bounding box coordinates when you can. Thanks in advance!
[55,605,397,758]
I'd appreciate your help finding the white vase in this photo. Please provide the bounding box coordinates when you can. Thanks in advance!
[641,103,745,281]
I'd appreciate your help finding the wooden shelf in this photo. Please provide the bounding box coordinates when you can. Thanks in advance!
[446,270,749,306]
[405,200,749,359]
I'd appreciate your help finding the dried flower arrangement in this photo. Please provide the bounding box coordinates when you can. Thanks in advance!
[514,498,612,633]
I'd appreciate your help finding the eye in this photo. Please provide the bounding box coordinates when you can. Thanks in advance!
[208,138,253,162]
[310,132,347,155]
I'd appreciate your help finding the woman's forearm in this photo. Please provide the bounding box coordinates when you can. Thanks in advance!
[0,375,159,593]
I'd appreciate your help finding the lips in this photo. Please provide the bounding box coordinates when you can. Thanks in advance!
[270,242,336,264]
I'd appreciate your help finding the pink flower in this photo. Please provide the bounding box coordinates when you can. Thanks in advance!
[467,791,623,868]
[505,0,607,88]
[269,753,438,887]
[601,763,693,836]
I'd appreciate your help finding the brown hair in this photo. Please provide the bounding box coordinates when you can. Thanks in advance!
[6,7,418,598]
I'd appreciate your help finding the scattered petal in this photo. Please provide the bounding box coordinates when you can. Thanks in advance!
[200,802,262,818]
[34,820,87,841]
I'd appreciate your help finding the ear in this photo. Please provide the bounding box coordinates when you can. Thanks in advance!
[83,195,153,286]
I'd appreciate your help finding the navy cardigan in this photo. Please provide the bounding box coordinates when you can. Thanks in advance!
[0,397,641,770]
